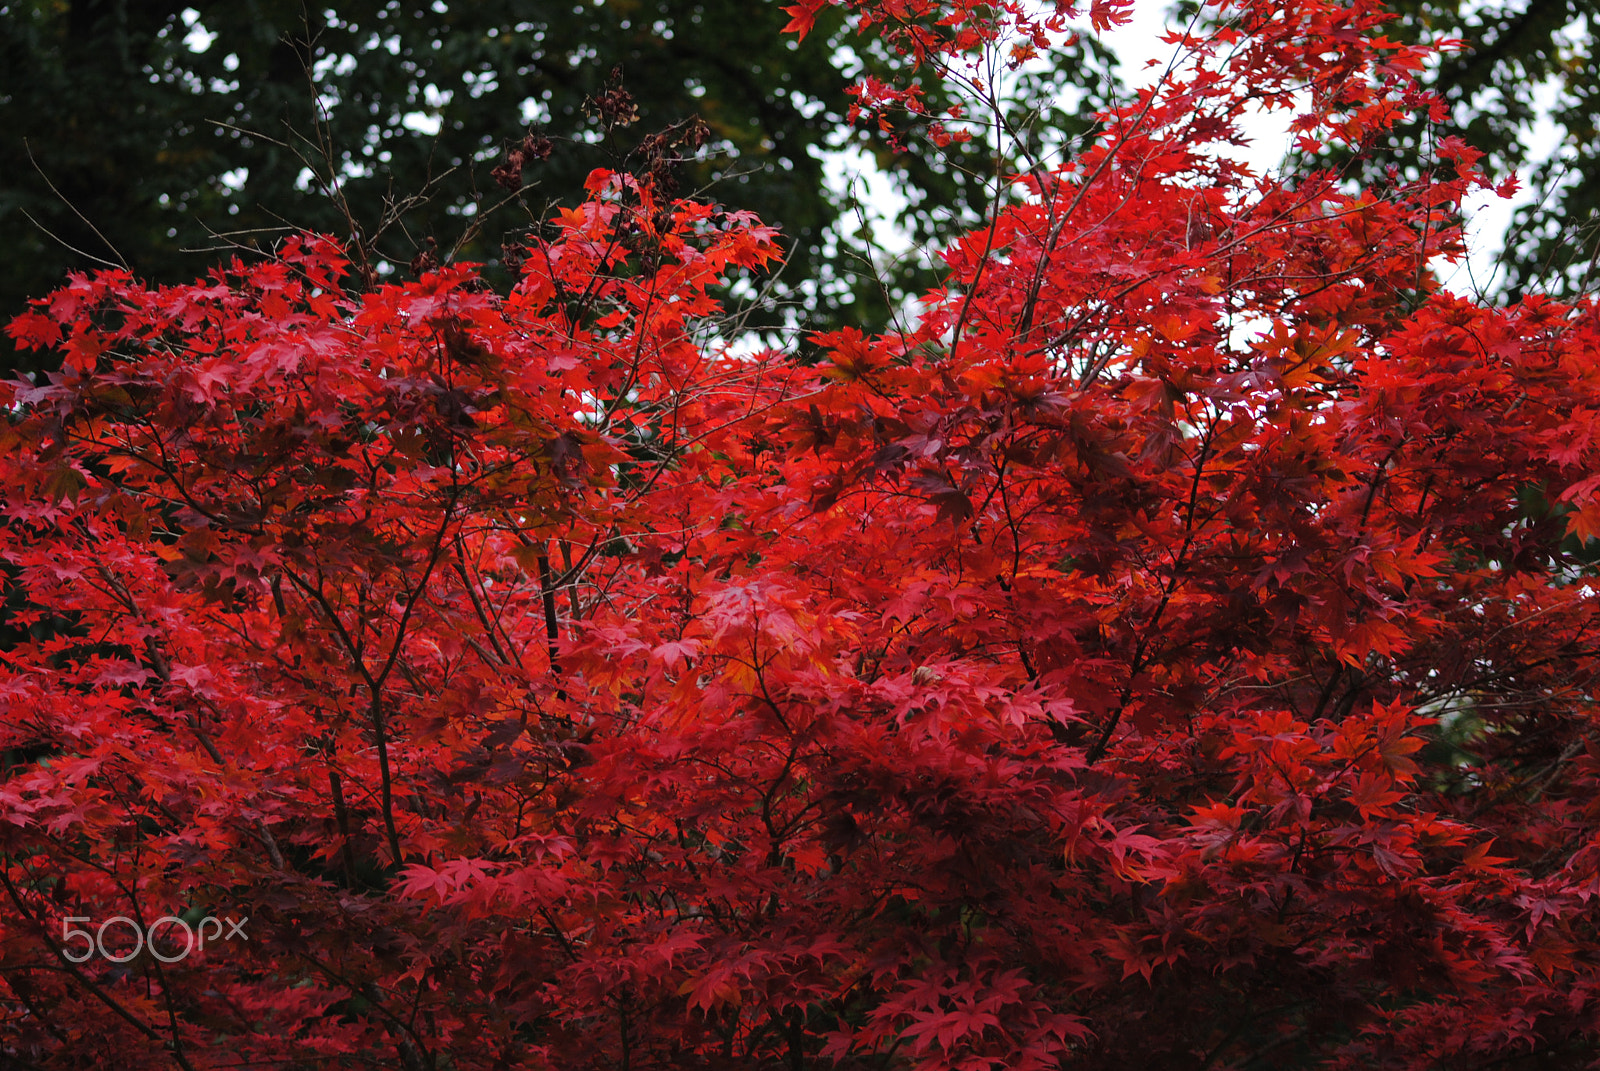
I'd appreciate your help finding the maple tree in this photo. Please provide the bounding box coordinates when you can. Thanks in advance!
[6,0,1600,1068]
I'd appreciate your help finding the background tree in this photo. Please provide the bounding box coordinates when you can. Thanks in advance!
[0,0,1121,371]
[8,0,1600,355]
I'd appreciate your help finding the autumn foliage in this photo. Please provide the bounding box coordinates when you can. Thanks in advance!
[6,0,1600,1067]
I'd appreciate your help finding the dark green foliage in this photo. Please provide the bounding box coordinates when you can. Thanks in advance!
[0,0,1119,370]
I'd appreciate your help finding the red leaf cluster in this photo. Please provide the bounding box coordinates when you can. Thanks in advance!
[5,2,1600,1068]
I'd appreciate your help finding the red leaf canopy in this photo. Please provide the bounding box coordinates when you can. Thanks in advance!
[5,2,1600,1069]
